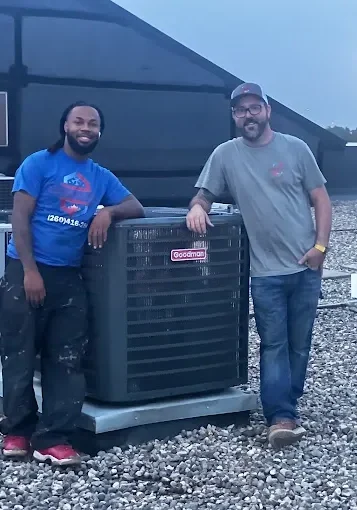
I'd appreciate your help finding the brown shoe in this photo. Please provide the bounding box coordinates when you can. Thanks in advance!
[268,420,306,450]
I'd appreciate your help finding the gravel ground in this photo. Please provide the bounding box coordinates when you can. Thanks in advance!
[325,230,357,273]
[318,199,357,272]
[321,277,351,303]
[0,201,356,510]
[328,200,357,230]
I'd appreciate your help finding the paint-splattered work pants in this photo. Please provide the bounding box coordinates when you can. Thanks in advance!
[0,258,88,450]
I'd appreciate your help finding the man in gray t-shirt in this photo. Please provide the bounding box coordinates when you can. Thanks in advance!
[186,82,332,449]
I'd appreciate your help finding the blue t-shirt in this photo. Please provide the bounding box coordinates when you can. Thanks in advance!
[7,149,131,267]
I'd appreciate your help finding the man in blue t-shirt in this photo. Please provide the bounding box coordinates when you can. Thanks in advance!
[0,101,144,466]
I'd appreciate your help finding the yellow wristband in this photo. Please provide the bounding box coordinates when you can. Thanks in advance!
[314,244,327,254]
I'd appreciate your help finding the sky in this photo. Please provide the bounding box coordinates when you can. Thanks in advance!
[113,0,357,129]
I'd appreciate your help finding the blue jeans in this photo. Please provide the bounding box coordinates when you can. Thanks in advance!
[251,268,321,426]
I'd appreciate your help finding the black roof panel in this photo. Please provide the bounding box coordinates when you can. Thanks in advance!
[0,0,345,149]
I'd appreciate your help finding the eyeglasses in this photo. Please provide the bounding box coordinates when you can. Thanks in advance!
[232,104,263,118]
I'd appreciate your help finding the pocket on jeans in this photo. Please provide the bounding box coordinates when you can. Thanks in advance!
[307,267,322,275]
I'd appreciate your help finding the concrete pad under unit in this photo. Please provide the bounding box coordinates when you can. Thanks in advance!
[322,269,351,280]
[0,370,258,451]
[342,264,357,272]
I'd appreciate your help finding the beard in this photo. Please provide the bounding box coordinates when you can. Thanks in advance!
[241,117,269,141]
[66,132,99,156]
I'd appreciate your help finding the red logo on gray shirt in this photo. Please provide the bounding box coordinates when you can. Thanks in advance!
[270,162,284,177]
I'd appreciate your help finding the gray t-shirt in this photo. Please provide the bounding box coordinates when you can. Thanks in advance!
[195,132,327,277]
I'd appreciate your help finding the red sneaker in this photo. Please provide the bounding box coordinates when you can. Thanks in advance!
[3,435,30,457]
[33,445,81,466]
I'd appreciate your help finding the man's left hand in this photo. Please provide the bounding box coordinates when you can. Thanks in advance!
[88,208,112,249]
[298,247,325,270]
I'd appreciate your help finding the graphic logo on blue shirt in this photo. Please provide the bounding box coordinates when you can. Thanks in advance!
[50,172,93,218]
[64,172,89,188]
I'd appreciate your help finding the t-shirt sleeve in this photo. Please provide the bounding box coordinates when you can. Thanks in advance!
[12,154,44,198]
[298,141,327,192]
[195,147,226,198]
[101,169,132,206]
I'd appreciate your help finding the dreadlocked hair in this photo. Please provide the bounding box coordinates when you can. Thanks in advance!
[47,101,105,154]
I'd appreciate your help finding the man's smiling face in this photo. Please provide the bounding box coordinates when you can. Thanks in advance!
[64,106,101,156]
[232,94,271,142]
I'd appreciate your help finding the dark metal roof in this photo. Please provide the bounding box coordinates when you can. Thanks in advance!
[106,3,345,150]
[0,0,122,16]
[0,0,345,150]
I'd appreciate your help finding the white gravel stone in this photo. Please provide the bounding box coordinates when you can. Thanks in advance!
[326,230,357,273]
[323,200,357,272]
[320,277,351,303]
[0,200,356,509]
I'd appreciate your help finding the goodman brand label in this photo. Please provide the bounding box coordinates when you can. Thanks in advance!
[171,248,207,262]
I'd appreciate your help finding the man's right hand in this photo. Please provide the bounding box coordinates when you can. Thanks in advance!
[186,204,214,234]
[24,269,46,307]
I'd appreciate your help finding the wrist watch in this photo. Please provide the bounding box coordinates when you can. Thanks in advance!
[314,243,328,254]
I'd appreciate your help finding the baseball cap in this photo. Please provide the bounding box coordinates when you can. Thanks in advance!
[231,82,269,107]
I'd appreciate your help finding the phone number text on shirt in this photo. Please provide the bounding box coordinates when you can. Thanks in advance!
[47,214,88,229]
